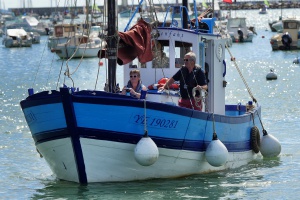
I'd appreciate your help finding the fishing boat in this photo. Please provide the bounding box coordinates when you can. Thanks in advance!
[270,17,300,50]
[48,24,80,50]
[20,0,281,184]
[2,28,32,48]
[52,34,106,59]
[227,17,255,42]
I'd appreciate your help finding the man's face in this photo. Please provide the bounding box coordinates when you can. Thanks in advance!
[184,56,194,69]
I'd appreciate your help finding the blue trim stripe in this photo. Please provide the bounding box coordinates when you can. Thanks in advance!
[20,90,259,125]
[34,128,69,144]
[32,127,251,152]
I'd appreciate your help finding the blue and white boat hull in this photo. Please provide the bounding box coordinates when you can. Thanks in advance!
[21,88,262,183]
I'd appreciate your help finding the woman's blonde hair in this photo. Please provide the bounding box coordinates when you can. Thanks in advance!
[129,69,141,77]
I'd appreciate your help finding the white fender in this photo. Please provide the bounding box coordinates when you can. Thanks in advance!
[205,139,228,167]
[260,134,281,157]
[134,137,159,166]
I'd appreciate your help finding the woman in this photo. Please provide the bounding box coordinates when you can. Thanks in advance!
[121,69,147,99]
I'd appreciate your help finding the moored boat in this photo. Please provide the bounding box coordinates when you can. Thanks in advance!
[52,34,106,59]
[2,29,32,48]
[48,24,80,49]
[270,17,300,50]
[20,0,281,184]
[227,17,255,43]
[259,5,268,14]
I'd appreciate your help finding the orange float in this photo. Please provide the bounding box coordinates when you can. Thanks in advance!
[148,78,179,90]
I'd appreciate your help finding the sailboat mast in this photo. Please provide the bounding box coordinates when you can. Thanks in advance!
[85,1,89,26]
[281,0,282,19]
[182,0,188,29]
[212,0,214,17]
[107,0,117,92]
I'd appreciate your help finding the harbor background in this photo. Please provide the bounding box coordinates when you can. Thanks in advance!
[1,8,300,199]
[3,0,300,17]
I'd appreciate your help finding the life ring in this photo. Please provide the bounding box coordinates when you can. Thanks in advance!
[192,87,207,99]
[158,77,168,85]
[250,126,260,153]
[148,78,179,90]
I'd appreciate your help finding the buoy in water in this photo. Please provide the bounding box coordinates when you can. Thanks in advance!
[260,130,281,158]
[266,69,277,80]
[205,138,228,167]
[134,136,159,166]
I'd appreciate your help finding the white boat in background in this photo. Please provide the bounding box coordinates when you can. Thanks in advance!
[29,32,41,44]
[91,2,102,19]
[19,0,281,184]
[48,24,80,50]
[22,16,51,35]
[227,17,255,42]
[0,10,15,21]
[272,20,283,33]
[53,34,106,59]
[270,17,300,50]
[259,5,268,14]
[6,16,51,36]
[2,29,32,48]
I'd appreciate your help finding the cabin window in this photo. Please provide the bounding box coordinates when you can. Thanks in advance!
[285,22,297,29]
[79,37,88,44]
[152,41,169,68]
[174,41,192,68]
[55,26,63,37]
[229,19,246,28]
[64,26,75,33]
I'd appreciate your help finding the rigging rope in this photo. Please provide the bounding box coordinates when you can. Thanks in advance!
[143,99,148,136]
[224,44,257,104]
[213,20,257,104]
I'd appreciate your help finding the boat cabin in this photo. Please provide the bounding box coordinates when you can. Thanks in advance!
[123,14,227,115]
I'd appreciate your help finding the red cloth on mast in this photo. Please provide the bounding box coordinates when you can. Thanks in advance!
[98,19,153,65]
[223,0,233,4]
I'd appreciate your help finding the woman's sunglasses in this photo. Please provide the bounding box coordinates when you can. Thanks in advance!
[130,75,137,78]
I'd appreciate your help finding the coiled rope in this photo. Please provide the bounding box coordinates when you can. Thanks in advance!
[192,87,207,109]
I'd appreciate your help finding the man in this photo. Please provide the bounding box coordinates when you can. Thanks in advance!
[281,32,292,50]
[237,28,244,42]
[160,52,207,111]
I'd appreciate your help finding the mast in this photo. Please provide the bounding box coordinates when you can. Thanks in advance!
[182,0,188,29]
[107,0,117,92]
[280,0,282,20]
[212,0,214,18]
